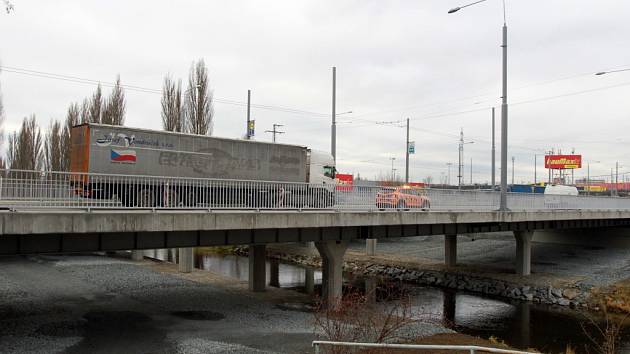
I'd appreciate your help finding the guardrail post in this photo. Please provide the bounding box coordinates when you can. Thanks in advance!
[314,343,319,354]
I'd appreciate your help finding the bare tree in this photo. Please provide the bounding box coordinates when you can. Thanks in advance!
[61,103,80,171]
[102,76,126,125]
[80,98,90,124]
[184,59,214,135]
[161,75,183,132]
[3,0,14,14]
[44,120,63,171]
[87,84,103,124]
[7,115,43,170]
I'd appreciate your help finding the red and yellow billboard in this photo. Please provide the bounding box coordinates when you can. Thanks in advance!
[544,155,582,169]
[335,173,353,191]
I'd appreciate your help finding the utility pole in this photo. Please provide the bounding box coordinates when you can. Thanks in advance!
[571,148,575,184]
[458,129,464,189]
[511,156,515,185]
[587,162,590,196]
[390,157,396,182]
[246,90,251,139]
[491,107,496,189]
[499,18,509,211]
[616,161,619,196]
[611,168,615,196]
[331,67,336,164]
[405,118,410,183]
[446,163,452,186]
[470,157,473,185]
[534,155,537,185]
[265,124,285,143]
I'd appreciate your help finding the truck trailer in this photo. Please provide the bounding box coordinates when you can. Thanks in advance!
[70,123,336,208]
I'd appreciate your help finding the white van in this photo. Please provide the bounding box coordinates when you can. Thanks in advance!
[544,184,578,209]
[544,184,579,196]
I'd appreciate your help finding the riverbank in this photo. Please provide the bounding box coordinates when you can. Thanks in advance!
[244,237,630,312]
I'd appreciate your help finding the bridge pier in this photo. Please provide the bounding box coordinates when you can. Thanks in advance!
[131,250,144,261]
[248,244,267,292]
[315,240,348,305]
[269,258,280,287]
[366,239,377,256]
[178,247,194,273]
[444,234,457,267]
[514,231,534,276]
[304,268,315,294]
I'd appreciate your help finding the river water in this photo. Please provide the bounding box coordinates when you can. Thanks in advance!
[150,250,630,353]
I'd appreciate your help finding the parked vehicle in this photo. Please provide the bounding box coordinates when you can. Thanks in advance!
[544,184,578,208]
[70,123,336,208]
[375,186,431,209]
[544,184,578,196]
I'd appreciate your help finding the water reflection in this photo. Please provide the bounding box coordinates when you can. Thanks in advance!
[194,252,322,289]
[147,250,629,353]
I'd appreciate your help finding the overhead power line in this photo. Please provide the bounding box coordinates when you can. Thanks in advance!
[0,65,329,118]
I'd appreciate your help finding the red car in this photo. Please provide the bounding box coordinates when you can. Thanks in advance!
[376,186,431,209]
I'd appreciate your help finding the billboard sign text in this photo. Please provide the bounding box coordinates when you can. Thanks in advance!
[545,155,582,169]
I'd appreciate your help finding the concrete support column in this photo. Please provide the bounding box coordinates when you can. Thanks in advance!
[304,268,315,294]
[131,250,144,261]
[444,234,457,267]
[269,258,280,287]
[366,239,377,256]
[514,231,534,276]
[248,244,267,292]
[315,240,348,305]
[178,247,194,273]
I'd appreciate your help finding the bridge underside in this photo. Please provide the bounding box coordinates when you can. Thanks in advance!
[2,216,629,255]
[4,210,630,304]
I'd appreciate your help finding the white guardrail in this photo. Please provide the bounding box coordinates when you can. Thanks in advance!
[1,169,630,211]
[312,341,538,354]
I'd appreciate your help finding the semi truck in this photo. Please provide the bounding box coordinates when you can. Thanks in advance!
[70,123,336,208]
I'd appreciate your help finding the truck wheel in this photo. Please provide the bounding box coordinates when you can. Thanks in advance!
[137,188,155,207]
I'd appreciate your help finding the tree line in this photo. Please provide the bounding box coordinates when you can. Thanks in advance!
[0,59,214,172]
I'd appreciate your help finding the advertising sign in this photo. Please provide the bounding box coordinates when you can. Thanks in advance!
[335,173,353,191]
[544,154,582,169]
[408,141,415,154]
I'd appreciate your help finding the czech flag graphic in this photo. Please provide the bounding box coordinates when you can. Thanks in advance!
[111,149,137,163]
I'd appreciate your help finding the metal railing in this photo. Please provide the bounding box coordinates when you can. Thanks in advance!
[1,169,630,211]
[312,340,538,354]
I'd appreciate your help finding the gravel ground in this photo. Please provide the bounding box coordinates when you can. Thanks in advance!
[350,233,630,287]
[0,254,450,354]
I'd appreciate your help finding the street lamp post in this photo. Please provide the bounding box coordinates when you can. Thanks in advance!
[446,163,453,186]
[390,157,396,182]
[449,0,509,210]
[586,161,601,196]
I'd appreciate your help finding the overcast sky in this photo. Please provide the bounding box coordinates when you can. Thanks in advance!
[1,0,630,183]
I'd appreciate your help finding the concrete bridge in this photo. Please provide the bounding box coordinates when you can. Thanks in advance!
[3,208,630,303]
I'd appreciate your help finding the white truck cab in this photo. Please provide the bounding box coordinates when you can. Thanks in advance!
[308,149,336,185]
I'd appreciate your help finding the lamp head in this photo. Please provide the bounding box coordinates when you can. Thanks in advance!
[448,7,461,13]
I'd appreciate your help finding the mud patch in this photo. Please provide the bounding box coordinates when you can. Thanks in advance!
[170,310,225,321]
[64,311,174,354]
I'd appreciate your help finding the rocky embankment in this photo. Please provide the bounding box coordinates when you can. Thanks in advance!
[235,247,593,309]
